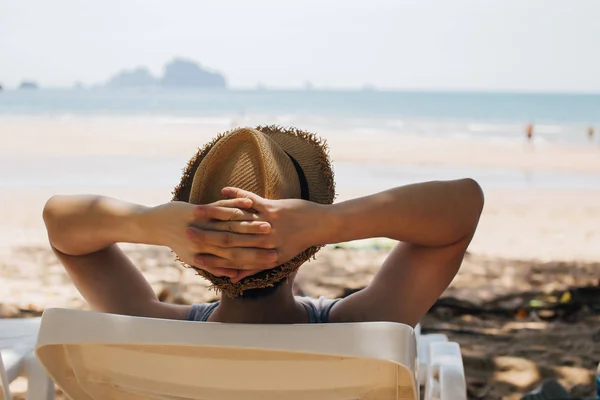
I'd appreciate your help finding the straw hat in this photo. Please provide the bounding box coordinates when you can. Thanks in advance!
[172,126,336,297]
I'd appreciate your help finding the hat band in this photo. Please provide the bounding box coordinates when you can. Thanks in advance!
[284,151,310,200]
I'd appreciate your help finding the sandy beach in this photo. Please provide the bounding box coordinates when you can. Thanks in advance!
[2,117,600,174]
[1,118,599,399]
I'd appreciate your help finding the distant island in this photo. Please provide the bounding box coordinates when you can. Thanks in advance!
[162,59,226,88]
[106,67,156,88]
[19,81,39,90]
[105,58,227,89]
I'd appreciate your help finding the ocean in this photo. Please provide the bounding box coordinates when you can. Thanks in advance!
[1,88,600,145]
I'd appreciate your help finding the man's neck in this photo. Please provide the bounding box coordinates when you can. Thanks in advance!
[210,287,307,324]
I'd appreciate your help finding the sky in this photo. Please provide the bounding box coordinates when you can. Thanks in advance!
[1,0,600,92]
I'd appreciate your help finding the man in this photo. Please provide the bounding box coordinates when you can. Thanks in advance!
[43,126,484,327]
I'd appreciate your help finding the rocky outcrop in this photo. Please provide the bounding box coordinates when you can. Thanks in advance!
[18,81,39,90]
[160,58,226,88]
[106,67,157,88]
[105,58,227,89]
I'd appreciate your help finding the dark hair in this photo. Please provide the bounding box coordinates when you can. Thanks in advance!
[239,279,287,299]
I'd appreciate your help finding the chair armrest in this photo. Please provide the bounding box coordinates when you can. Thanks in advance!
[417,333,448,385]
[424,342,467,400]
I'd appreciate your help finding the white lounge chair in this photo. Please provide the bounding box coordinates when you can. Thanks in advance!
[35,308,466,400]
[0,317,54,400]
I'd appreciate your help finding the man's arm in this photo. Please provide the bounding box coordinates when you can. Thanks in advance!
[321,179,483,248]
[43,195,189,319]
[43,195,273,318]
[322,179,484,326]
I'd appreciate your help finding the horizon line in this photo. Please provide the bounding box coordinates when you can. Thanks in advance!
[2,86,600,96]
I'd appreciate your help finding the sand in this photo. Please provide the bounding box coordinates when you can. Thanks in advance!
[1,118,599,399]
[2,117,600,174]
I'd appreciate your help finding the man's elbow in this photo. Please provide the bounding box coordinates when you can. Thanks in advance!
[42,195,69,249]
[458,178,485,233]
[462,178,485,213]
[43,195,58,230]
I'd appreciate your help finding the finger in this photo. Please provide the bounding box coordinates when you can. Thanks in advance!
[194,254,241,271]
[222,247,279,267]
[212,220,271,234]
[194,205,259,221]
[221,187,267,212]
[210,197,253,209]
[201,266,239,279]
[230,269,263,283]
[194,254,239,273]
[194,249,278,270]
[187,227,274,248]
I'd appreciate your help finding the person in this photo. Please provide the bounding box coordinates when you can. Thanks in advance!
[43,126,484,327]
[526,123,534,143]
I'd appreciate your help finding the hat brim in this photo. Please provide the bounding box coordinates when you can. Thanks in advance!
[172,125,336,297]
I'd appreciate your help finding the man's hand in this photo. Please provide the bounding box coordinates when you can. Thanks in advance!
[144,198,277,278]
[189,187,332,282]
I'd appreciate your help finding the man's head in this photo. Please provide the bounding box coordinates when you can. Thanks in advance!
[172,126,335,298]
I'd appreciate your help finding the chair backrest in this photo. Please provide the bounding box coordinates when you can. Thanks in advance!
[36,308,419,400]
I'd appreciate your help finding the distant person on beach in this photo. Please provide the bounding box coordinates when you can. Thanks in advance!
[42,126,484,326]
[587,126,594,142]
[526,123,534,143]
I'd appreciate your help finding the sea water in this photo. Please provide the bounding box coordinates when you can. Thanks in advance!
[1,88,600,145]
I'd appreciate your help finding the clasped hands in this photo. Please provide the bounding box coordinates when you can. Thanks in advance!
[152,187,324,282]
